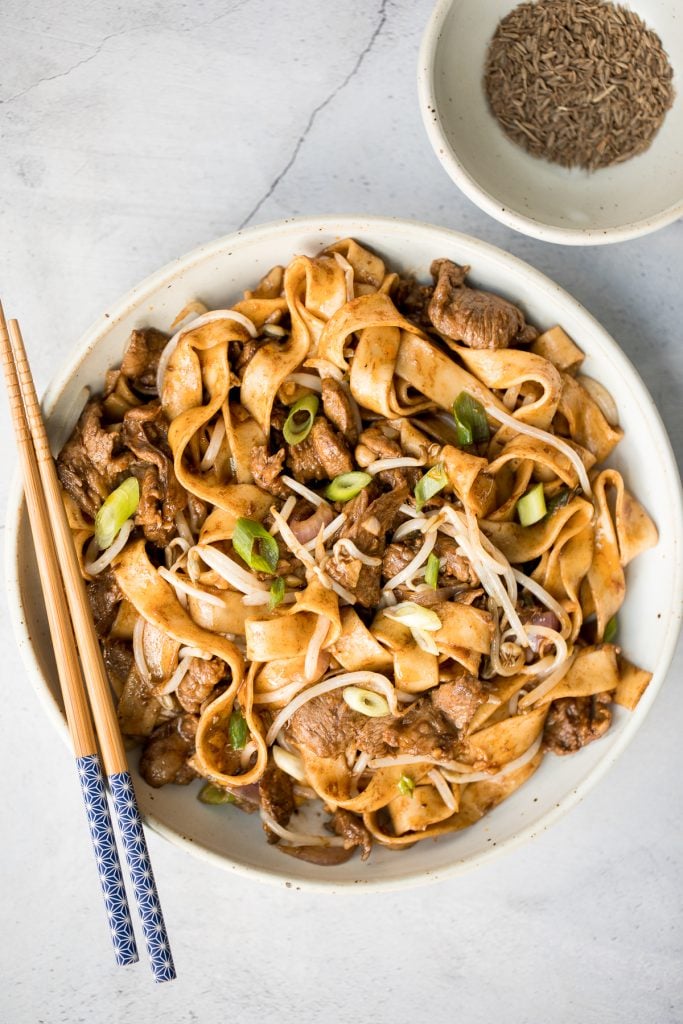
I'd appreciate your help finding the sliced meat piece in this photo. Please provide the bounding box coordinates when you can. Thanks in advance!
[139,714,198,787]
[321,378,359,444]
[430,671,488,732]
[327,809,372,860]
[120,327,168,393]
[259,760,295,844]
[433,535,479,585]
[393,276,434,333]
[176,657,226,714]
[102,639,134,696]
[57,400,131,518]
[123,402,186,545]
[355,425,403,464]
[329,485,409,608]
[382,538,419,582]
[287,417,353,483]
[87,569,122,638]
[250,445,291,498]
[358,698,461,761]
[235,337,267,375]
[287,690,365,758]
[543,692,613,755]
[428,259,537,350]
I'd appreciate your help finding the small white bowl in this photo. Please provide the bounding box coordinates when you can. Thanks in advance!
[5,216,683,891]
[419,0,683,244]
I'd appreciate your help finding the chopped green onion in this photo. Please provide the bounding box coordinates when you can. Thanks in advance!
[452,392,490,448]
[516,483,547,527]
[198,783,236,805]
[603,616,618,643]
[232,516,279,574]
[414,462,447,512]
[397,774,415,797]
[229,709,249,750]
[269,576,285,611]
[425,552,440,589]
[94,476,140,549]
[545,487,574,516]
[283,393,319,445]
[342,686,390,717]
[325,471,372,503]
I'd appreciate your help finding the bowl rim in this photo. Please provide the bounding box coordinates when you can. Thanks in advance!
[5,213,683,892]
[417,0,683,246]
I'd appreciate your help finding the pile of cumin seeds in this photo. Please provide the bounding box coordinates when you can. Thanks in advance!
[484,0,675,171]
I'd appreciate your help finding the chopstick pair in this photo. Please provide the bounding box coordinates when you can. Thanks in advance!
[0,306,175,983]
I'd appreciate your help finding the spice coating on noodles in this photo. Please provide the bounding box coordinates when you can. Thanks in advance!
[58,240,658,864]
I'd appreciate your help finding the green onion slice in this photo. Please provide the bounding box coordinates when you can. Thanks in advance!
[545,487,574,516]
[232,516,279,574]
[603,616,618,643]
[452,392,490,448]
[397,774,415,797]
[342,686,390,718]
[283,393,319,445]
[94,476,140,549]
[324,471,372,503]
[229,709,249,751]
[414,462,447,512]
[516,482,547,527]
[425,552,440,589]
[198,782,236,805]
[269,576,285,611]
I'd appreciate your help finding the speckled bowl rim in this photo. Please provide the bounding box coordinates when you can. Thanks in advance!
[417,0,683,245]
[5,215,683,892]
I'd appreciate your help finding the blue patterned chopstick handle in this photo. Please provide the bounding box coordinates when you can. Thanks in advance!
[109,771,176,983]
[75,756,138,966]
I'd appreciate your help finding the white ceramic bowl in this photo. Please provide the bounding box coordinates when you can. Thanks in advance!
[418,0,683,244]
[6,216,683,891]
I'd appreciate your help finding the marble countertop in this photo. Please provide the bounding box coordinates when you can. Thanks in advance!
[1,1,681,1021]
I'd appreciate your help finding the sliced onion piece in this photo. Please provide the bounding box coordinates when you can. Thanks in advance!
[285,373,323,394]
[384,601,442,631]
[577,375,619,427]
[133,615,150,683]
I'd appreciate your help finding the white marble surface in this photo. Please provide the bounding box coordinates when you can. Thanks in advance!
[1,1,681,1021]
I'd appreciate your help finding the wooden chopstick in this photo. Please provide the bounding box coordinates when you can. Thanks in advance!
[0,303,138,968]
[4,313,176,983]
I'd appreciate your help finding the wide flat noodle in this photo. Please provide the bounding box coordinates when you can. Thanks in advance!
[387,782,458,834]
[195,661,268,788]
[449,346,563,430]
[328,608,393,672]
[442,445,496,517]
[531,325,584,374]
[395,331,507,415]
[537,644,618,705]
[481,496,594,563]
[241,255,342,432]
[461,704,547,766]
[614,656,652,711]
[363,752,543,847]
[557,372,623,462]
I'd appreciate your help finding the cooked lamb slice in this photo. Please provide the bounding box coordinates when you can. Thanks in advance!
[357,698,461,761]
[139,714,198,787]
[430,671,488,732]
[87,568,122,638]
[327,809,372,860]
[176,657,226,714]
[57,400,131,518]
[120,327,168,393]
[543,692,613,755]
[250,444,291,498]
[393,276,434,333]
[428,259,537,349]
[122,402,186,545]
[259,760,295,844]
[286,416,353,482]
[321,378,359,444]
